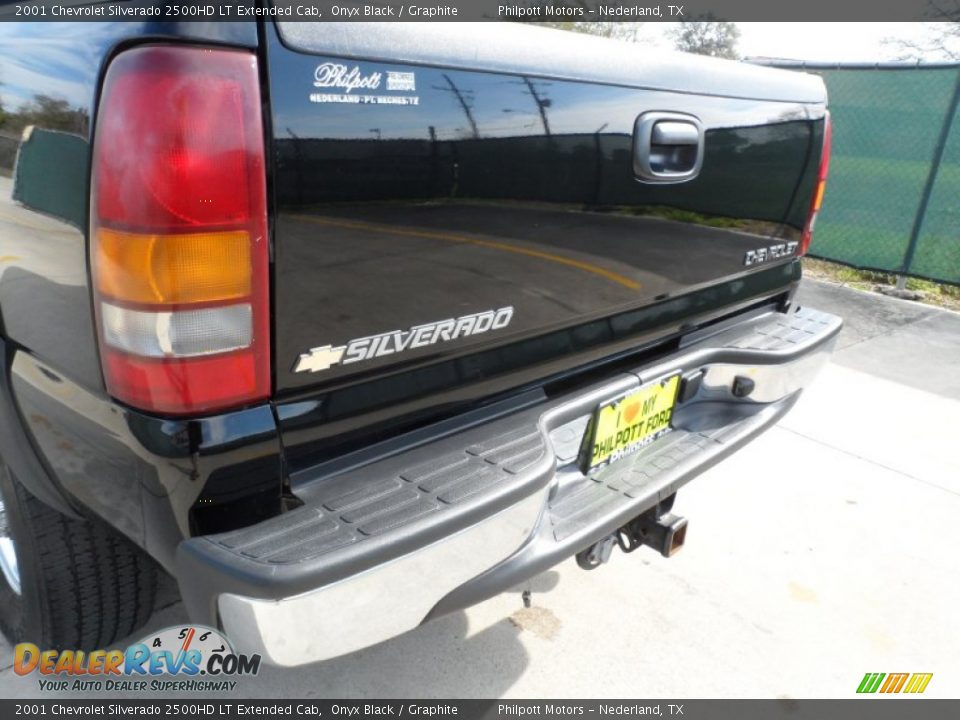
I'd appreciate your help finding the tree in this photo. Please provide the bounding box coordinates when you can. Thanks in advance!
[5,94,88,135]
[670,18,741,59]
[885,22,960,61]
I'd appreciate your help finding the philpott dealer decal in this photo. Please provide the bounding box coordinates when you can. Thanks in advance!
[310,62,420,106]
[14,625,260,693]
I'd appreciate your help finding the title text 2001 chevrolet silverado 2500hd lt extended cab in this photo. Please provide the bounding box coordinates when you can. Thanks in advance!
[0,19,838,665]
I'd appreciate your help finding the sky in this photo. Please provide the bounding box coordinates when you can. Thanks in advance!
[637,22,956,63]
[737,23,932,62]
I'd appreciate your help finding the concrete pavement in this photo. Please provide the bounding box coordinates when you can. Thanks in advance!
[1,278,957,699]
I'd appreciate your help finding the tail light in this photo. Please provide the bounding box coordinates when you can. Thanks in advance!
[799,111,832,256]
[90,46,270,415]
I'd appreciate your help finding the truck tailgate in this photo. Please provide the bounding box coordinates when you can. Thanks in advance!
[263,22,826,402]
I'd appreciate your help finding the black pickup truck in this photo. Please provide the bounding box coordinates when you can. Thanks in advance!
[0,19,839,665]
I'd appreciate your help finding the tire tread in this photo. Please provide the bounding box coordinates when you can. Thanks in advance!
[13,480,157,649]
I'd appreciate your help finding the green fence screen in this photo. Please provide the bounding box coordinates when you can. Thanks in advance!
[775,64,960,287]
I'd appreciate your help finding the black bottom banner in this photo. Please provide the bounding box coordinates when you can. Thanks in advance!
[3,700,957,720]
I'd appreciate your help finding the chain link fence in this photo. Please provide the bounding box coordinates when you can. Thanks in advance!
[767,62,960,287]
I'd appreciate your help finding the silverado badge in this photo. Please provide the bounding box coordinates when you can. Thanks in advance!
[294,307,515,374]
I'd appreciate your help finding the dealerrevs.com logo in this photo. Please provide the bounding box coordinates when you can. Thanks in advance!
[15,625,261,693]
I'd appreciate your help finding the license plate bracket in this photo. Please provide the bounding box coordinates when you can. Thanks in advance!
[579,373,681,474]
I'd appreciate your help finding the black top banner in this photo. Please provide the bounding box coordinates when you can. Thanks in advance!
[0,0,957,22]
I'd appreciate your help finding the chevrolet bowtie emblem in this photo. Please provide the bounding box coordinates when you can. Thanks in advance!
[293,345,346,373]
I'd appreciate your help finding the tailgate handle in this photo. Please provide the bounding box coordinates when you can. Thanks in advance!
[651,121,700,146]
[633,112,705,184]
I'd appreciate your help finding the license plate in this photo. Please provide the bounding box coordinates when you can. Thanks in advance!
[580,373,681,473]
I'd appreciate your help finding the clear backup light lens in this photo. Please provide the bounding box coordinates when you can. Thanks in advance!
[90,46,270,415]
[100,303,253,358]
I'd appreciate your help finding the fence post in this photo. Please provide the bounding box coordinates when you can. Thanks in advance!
[898,68,960,288]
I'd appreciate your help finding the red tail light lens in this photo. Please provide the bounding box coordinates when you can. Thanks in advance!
[91,46,270,415]
[799,111,832,256]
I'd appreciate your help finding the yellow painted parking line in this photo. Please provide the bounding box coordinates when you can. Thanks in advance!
[0,207,72,233]
[293,214,642,291]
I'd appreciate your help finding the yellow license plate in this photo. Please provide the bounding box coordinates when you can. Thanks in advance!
[581,374,681,472]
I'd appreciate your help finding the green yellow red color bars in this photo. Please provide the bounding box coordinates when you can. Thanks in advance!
[857,672,933,694]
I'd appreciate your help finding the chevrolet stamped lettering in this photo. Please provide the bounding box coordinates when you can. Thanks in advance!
[293,307,515,373]
[744,241,800,267]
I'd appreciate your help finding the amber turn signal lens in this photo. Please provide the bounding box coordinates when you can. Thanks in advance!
[812,181,826,212]
[95,228,252,305]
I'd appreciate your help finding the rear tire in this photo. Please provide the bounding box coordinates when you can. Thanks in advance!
[0,463,157,650]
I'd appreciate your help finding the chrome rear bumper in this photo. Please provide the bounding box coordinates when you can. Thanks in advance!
[177,305,841,666]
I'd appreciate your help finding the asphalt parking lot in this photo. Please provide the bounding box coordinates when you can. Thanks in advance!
[1,278,957,699]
